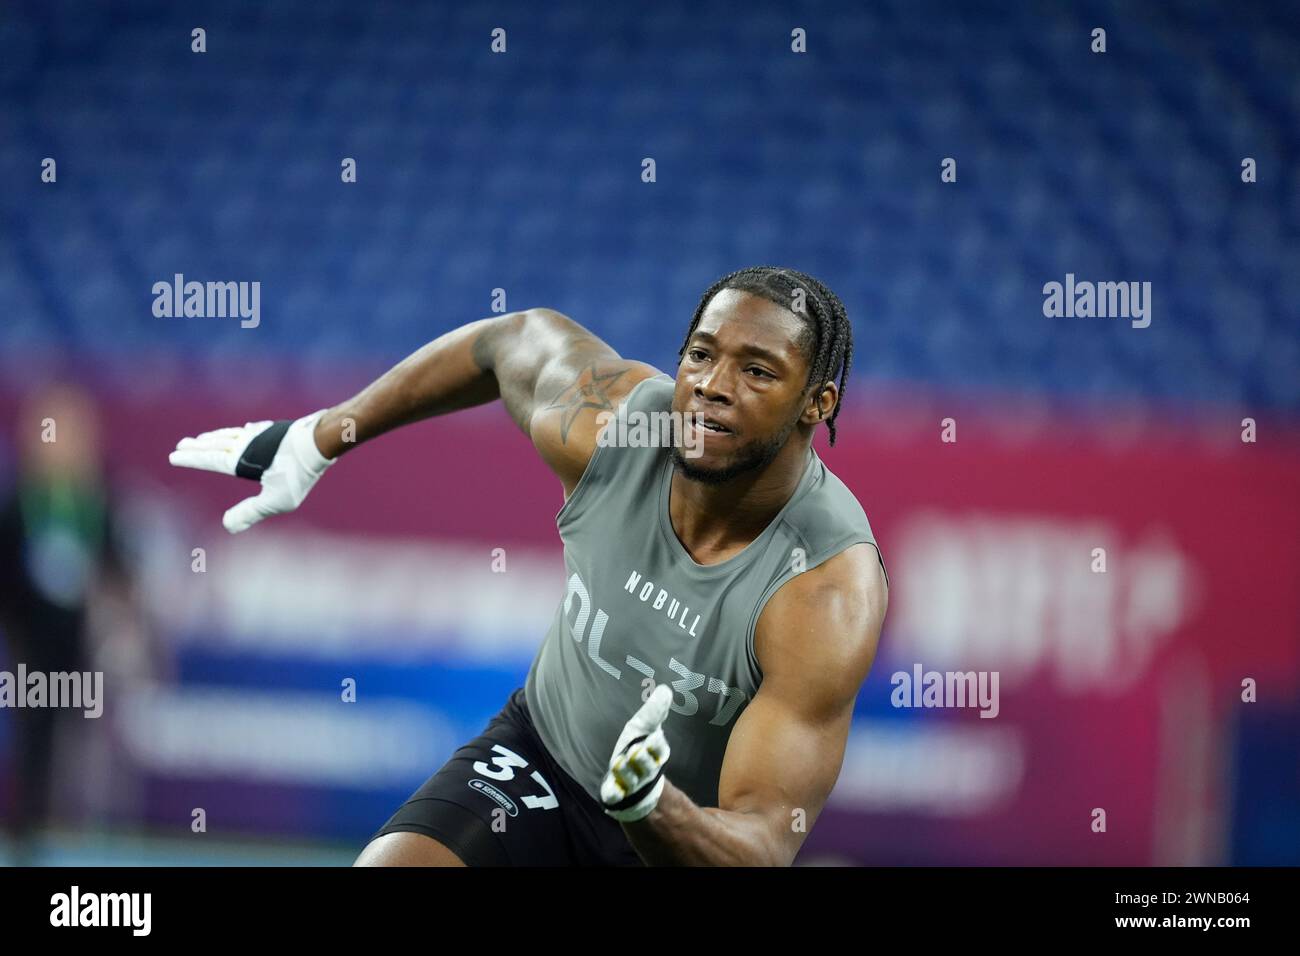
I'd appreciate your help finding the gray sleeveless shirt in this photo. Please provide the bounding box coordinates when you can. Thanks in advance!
[524,374,885,808]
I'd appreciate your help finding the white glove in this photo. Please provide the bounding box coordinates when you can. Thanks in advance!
[168,408,336,534]
[600,684,673,822]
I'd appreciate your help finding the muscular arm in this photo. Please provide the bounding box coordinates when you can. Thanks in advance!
[620,542,888,866]
[311,308,663,496]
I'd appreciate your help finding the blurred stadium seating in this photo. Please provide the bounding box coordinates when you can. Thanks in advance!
[0,0,1296,409]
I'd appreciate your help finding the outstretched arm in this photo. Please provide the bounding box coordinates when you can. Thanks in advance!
[170,308,664,530]
[314,308,663,495]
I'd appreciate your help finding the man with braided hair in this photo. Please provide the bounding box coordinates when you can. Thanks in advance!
[169,265,888,866]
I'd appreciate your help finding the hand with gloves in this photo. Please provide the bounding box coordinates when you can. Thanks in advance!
[601,683,674,822]
[168,408,336,533]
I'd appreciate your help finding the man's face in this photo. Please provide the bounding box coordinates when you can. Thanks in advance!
[671,289,816,485]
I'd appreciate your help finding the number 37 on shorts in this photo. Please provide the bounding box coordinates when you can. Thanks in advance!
[471,743,559,813]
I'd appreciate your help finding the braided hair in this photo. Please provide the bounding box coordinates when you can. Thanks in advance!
[678,266,854,445]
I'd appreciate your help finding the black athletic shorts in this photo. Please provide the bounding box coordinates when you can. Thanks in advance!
[370,687,644,866]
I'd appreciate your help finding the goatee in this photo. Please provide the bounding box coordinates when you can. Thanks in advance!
[670,425,791,485]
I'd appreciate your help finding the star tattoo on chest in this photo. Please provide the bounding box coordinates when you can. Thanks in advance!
[543,364,628,443]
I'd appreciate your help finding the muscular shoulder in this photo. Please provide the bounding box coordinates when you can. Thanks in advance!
[534,357,667,447]
[753,542,888,717]
[519,310,667,496]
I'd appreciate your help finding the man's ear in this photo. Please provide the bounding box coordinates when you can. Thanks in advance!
[802,381,837,425]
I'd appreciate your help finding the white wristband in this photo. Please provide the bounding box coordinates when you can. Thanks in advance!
[603,775,665,823]
[293,408,337,472]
